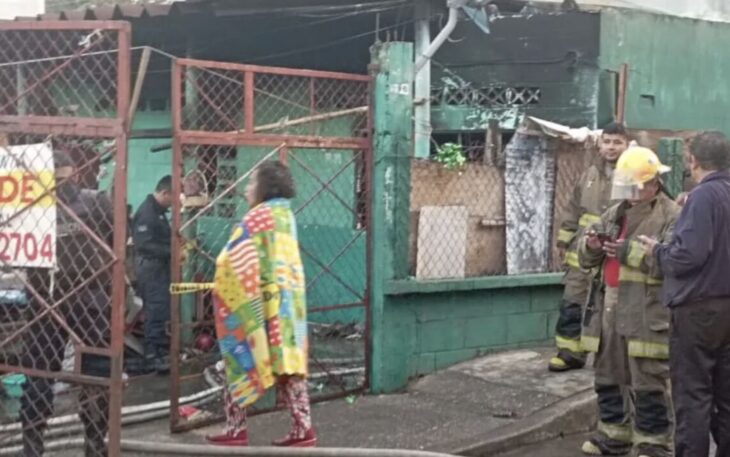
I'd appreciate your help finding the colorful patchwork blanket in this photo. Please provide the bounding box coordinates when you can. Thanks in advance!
[213,198,308,408]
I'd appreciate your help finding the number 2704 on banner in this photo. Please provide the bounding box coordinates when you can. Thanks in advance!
[0,232,53,264]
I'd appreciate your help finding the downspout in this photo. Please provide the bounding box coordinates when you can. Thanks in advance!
[415,2,461,73]
[413,0,462,159]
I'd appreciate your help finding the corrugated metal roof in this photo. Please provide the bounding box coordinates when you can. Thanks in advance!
[23,0,405,21]
[17,2,204,21]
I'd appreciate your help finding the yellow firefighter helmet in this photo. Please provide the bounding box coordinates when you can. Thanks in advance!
[611,146,671,200]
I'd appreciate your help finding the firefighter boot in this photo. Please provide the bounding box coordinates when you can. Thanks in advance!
[549,349,587,372]
[581,434,632,456]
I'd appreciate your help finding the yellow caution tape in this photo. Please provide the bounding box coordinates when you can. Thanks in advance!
[169,282,215,295]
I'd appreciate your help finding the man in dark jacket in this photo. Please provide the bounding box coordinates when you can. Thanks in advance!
[640,131,730,457]
[132,175,172,373]
[20,151,114,457]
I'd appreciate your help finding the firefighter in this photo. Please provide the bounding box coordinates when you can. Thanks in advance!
[20,151,114,457]
[578,147,679,457]
[549,122,629,372]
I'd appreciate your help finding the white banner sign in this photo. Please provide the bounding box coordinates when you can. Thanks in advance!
[0,143,56,268]
[0,0,45,20]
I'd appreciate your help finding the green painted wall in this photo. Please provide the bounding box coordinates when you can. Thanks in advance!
[430,106,522,132]
[378,284,562,392]
[127,136,172,211]
[100,111,172,212]
[600,9,730,133]
[370,42,415,392]
[432,11,602,130]
[369,42,565,393]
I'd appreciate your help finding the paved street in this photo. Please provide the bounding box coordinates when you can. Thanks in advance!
[496,433,591,457]
[115,348,594,453]
[497,433,718,457]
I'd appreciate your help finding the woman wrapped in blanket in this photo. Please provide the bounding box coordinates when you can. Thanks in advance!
[206,161,316,447]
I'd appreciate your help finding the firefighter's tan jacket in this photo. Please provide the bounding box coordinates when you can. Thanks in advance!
[557,161,615,304]
[578,193,679,359]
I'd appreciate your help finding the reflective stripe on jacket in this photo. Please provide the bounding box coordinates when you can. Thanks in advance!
[578,193,680,359]
[558,162,615,304]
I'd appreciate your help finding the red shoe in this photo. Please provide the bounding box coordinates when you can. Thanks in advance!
[206,430,249,446]
[272,428,317,447]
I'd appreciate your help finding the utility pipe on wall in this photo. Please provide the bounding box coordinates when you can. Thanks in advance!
[413,0,464,159]
[413,0,433,159]
[414,1,462,73]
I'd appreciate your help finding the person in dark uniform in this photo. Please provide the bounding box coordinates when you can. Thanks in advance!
[20,151,114,457]
[132,175,173,373]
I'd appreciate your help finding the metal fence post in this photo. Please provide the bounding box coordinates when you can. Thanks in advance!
[107,21,132,457]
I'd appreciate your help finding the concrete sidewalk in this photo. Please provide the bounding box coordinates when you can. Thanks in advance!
[122,347,596,455]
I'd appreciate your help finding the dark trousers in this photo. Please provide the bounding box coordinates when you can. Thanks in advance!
[20,288,111,457]
[594,287,671,449]
[671,299,730,457]
[135,258,171,356]
[555,300,587,361]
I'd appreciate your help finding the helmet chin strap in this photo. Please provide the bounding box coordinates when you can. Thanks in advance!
[658,180,675,200]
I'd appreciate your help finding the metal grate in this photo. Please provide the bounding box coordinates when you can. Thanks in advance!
[169,58,372,433]
[431,85,541,107]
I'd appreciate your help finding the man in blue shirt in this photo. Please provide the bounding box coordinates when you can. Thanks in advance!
[640,131,730,457]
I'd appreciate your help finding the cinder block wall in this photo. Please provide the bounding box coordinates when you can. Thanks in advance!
[375,284,562,392]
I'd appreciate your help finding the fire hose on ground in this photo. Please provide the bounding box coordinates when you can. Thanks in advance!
[0,385,222,455]
[3,438,457,457]
[0,284,369,455]
[0,356,365,455]
[0,375,456,457]
[122,441,457,457]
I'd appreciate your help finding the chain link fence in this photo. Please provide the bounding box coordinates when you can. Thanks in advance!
[169,59,372,432]
[409,128,595,279]
[0,23,129,457]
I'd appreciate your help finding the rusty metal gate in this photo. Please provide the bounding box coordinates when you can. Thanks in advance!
[0,22,130,456]
[169,58,372,431]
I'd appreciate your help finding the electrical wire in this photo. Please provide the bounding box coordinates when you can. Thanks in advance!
[19,3,416,67]
[439,13,465,43]
[247,13,433,63]
[44,0,406,16]
[0,46,147,69]
[434,50,596,68]
[290,1,409,18]
[188,2,411,55]
[255,0,409,16]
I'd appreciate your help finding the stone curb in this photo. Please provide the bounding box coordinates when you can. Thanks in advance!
[445,388,597,456]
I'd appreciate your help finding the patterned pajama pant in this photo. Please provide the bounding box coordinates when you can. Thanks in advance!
[224,376,312,438]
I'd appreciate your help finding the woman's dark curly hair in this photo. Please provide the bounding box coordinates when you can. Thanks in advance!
[254,161,296,202]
